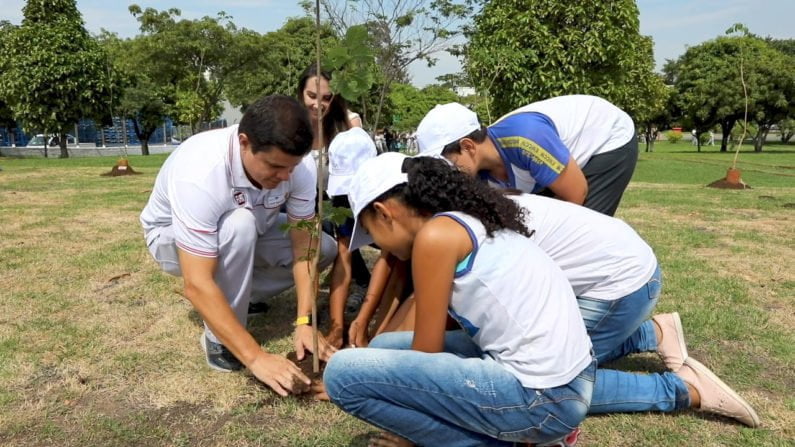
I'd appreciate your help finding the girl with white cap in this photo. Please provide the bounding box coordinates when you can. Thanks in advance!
[324,153,596,446]
[322,154,759,447]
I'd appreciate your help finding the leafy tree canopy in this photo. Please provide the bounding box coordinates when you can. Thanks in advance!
[388,82,458,131]
[0,0,111,157]
[463,0,664,121]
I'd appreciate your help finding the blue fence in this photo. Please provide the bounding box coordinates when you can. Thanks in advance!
[1,117,177,147]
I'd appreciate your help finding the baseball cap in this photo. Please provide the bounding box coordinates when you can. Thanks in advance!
[348,152,409,251]
[327,127,378,196]
[416,103,480,156]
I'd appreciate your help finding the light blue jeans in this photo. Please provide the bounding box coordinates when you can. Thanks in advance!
[324,331,597,447]
[577,264,663,365]
[576,265,690,413]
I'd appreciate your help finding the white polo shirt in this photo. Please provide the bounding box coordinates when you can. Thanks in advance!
[140,125,317,258]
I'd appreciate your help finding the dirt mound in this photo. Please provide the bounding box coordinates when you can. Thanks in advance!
[102,159,141,176]
[707,178,751,189]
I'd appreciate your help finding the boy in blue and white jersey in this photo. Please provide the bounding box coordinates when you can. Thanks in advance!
[416,95,637,216]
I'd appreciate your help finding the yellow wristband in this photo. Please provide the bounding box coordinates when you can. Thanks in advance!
[294,315,312,326]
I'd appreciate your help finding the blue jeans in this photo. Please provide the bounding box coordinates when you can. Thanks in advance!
[576,265,691,413]
[324,331,597,447]
[577,264,662,364]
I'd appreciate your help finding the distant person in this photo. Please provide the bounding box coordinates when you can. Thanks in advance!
[140,95,337,395]
[708,130,715,146]
[384,128,395,152]
[296,65,372,318]
[416,95,638,216]
[692,129,698,146]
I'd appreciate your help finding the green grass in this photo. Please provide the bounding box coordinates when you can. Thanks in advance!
[0,146,793,446]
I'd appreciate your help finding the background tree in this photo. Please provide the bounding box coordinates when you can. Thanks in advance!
[307,0,474,130]
[128,5,239,134]
[635,78,674,152]
[0,21,18,143]
[388,82,458,131]
[669,33,795,152]
[98,31,171,156]
[0,0,111,158]
[778,118,795,144]
[463,0,662,121]
[224,18,339,112]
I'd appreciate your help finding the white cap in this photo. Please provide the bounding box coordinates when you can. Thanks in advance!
[348,152,409,251]
[416,103,480,156]
[327,127,378,196]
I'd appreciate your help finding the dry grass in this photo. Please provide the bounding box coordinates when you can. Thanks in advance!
[0,153,793,446]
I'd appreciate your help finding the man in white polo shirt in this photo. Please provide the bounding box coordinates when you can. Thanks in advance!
[140,95,337,396]
[416,95,638,216]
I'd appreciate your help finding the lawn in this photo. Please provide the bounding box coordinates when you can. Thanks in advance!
[0,142,793,446]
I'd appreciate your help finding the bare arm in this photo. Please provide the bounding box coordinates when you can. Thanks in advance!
[178,249,310,396]
[546,157,588,205]
[411,217,472,353]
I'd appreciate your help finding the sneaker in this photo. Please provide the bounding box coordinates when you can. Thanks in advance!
[247,300,269,316]
[676,357,760,427]
[199,334,243,373]
[344,284,366,319]
[652,312,688,371]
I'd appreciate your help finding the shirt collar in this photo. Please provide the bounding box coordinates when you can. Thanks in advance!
[227,124,257,189]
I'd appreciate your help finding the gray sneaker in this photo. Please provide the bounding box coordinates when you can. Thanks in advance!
[199,334,243,373]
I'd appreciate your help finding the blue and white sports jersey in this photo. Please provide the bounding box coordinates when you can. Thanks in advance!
[434,211,592,389]
[483,112,570,193]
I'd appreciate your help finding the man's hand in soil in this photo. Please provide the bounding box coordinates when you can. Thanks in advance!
[325,324,344,349]
[348,319,370,348]
[248,352,311,397]
[295,324,338,362]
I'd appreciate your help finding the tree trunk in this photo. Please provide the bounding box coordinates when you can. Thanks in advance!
[719,119,736,152]
[132,119,151,156]
[754,126,769,153]
[59,130,69,158]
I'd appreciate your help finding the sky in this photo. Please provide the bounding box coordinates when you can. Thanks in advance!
[1,0,793,87]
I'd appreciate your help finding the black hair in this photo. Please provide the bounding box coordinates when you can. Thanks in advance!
[440,125,489,157]
[297,65,350,147]
[362,156,532,238]
[238,95,313,157]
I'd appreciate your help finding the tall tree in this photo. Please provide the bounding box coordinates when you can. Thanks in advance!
[670,34,795,152]
[463,0,662,120]
[388,82,458,131]
[128,5,240,133]
[224,18,339,111]
[98,31,171,156]
[0,21,18,138]
[0,0,111,158]
[308,0,474,130]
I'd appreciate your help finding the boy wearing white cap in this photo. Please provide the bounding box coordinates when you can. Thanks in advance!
[324,127,378,348]
[416,95,637,216]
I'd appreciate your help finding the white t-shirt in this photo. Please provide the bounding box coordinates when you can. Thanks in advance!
[439,211,592,389]
[506,95,635,166]
[140,124,317,258]
[511,194,657,300]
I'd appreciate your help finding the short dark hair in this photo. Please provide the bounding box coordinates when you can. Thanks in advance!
[440,126,489,156]
[238,95,313,157]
